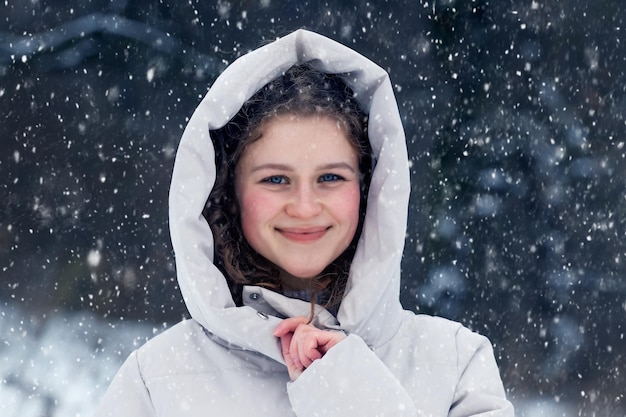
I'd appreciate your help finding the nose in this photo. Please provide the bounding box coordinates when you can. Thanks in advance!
[285,183,322,219]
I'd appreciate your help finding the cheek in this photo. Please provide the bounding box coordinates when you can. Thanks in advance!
[238,188,276,240]
[337,184,362,231]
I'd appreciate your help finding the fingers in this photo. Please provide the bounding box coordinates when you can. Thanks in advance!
[274,317,346,381]
[276,317,311,379]
[276,318,316,378]
[288,366,304,381]
[279,331,300,380]
[291,333,322,369]
[313,330,345,354]
[273,316,309,337]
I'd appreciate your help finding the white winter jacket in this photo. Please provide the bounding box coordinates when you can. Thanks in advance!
[94,29,514,417]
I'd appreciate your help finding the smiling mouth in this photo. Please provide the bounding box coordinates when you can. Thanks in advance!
[277,227,330,243]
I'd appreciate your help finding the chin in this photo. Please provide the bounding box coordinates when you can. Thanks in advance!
[289,270,323,280]
[283,266,326,280]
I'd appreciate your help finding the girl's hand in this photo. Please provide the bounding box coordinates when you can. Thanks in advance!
[273,316,346,381]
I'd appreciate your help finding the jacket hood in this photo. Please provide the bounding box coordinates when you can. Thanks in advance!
[168,29,410,363]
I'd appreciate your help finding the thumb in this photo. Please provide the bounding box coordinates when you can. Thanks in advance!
[273,316,309,337]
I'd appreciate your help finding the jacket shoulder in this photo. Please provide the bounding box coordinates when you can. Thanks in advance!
[400,313,512,415]
[404,312,490,344]
[393,312,497,371]
[133,319,227,380]
[397,312,503,382]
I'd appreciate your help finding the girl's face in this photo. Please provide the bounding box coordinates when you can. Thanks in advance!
[235,114,361,290]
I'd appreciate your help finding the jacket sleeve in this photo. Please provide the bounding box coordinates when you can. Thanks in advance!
[287,334,418,416]
[448,327,515,417]
[286,331,514,417]
[92,351,157,417]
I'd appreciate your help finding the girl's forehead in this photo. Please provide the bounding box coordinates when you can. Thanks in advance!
[238,116,357,163]
[260,114,353,144]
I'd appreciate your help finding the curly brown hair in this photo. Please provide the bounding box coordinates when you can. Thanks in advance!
[204,64,372,310]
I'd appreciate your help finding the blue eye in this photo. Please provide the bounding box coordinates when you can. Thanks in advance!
[319,173,342,182]
[264,175,287,184]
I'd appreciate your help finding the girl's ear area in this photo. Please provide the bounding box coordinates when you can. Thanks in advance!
[222,173,239,217]
[228,195,239,217]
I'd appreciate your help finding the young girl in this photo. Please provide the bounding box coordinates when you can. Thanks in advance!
[94,29,514,417]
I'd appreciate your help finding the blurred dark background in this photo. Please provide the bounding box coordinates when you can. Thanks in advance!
[1,0,624,415]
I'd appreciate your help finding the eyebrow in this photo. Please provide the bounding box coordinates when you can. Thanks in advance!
[250,162,357,174]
